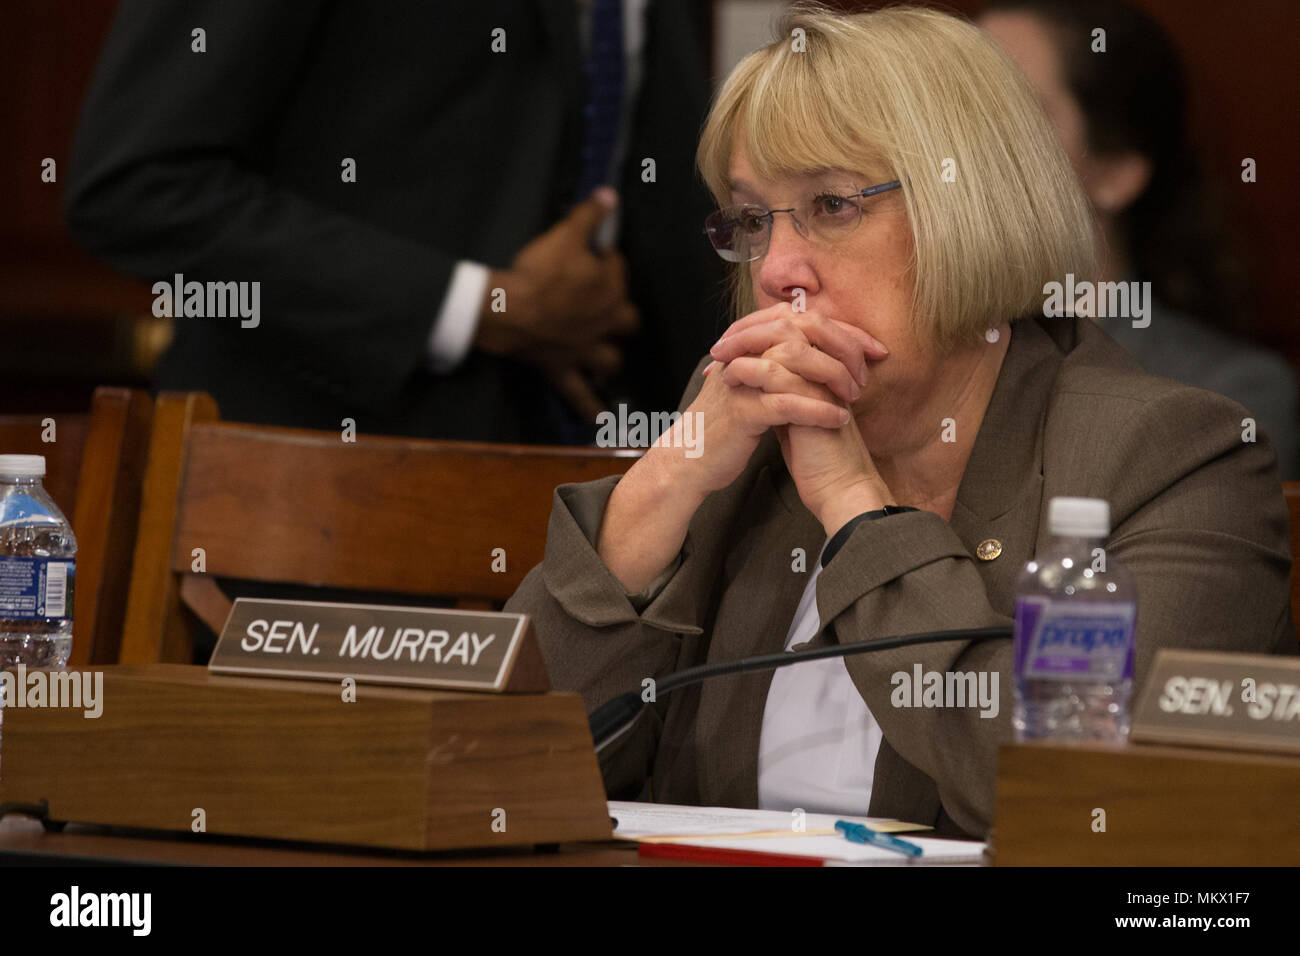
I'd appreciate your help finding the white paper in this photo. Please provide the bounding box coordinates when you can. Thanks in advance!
[609,800,912,839]
[678,832,986,865]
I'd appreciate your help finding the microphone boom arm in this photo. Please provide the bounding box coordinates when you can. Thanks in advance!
[589,624,1012,752]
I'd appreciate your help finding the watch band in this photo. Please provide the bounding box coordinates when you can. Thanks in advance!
[820,506,919,567]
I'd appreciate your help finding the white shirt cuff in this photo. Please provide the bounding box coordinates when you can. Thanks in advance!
[428,261,490,373]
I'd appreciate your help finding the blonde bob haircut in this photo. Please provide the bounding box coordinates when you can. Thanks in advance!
[697,2,1097,351]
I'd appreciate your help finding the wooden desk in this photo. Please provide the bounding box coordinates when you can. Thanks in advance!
[994,740,1300,865]
[0,816,705,867]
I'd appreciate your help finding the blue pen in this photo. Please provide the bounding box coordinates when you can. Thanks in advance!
[835,820,923,857]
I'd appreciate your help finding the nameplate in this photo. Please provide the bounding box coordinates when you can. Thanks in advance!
[1131,649,1300,756]
[208,598,548,693]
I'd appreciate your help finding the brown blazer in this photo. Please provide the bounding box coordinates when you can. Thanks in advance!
[504,315,1297,839]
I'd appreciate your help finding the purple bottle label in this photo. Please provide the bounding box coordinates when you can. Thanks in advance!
[1014,597,1134,681]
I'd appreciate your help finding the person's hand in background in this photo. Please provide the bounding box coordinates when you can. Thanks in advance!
[475,187,640,420]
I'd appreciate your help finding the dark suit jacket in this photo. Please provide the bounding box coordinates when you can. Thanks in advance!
[504,315,1297,839]
[65,0,723,441]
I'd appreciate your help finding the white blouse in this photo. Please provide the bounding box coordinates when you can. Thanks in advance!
[757,551,884,815]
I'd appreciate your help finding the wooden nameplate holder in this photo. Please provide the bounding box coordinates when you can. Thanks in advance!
[992,739,1300,865]
[993,651,1300,865]
[0,664,613,852]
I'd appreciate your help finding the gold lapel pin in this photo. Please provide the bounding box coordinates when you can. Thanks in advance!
[976,538,1002,561]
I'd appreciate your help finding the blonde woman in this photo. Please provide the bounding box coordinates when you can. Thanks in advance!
[505,3,1294,839]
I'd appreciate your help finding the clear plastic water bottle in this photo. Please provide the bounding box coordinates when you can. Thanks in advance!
[0,455,77,669]
[1012,497,1136,743]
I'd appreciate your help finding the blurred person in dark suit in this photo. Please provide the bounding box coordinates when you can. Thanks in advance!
[65,0,723,443]
[981,0,1298,477]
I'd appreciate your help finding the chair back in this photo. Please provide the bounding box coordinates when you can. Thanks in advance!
[0,387,152,664]
[121,392,640,664]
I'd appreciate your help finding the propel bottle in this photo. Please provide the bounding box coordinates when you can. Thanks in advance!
[0,455,77,669]
[1013,497,1136,743]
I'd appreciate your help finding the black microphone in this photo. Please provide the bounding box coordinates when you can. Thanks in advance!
[588,625,1012,752]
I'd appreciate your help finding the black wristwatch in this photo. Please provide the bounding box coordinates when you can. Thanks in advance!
[820,506,919,567]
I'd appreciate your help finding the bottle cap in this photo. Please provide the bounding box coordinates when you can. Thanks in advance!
[1048,496,1109,537]
[0,454,45,477]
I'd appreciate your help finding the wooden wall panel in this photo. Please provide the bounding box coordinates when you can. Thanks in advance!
[0,0,149,319]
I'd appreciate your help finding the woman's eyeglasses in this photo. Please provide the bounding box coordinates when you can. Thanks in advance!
[703,180,902,263]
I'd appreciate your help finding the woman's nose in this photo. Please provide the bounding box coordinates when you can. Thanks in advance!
[757,214,817,301]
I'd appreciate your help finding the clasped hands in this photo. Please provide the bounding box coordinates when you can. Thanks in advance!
[690,302,896,536]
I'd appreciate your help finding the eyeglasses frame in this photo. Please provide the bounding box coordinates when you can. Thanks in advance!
[703,179,904,263]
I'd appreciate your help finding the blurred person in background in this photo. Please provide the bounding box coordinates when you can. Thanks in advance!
[64,0,722,444]
[981,0,1298,477]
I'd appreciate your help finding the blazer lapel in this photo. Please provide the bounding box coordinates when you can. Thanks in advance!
[948,318,1062,610]
[695,441,825,808]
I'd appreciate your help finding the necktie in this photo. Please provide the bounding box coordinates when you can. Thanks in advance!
[577,0,626,199]
[547,0,626,444]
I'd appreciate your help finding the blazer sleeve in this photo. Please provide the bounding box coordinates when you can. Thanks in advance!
[504,476,708,797]
[820,385,1295,838]
[63,0,459,411]
[504,361,725,796]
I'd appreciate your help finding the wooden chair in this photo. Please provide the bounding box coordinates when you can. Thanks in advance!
[0,387,152,665]
[120,393,642,665]
[1285,482,1300,636]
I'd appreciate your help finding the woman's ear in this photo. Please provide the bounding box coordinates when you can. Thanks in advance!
[1081,152,1153,215]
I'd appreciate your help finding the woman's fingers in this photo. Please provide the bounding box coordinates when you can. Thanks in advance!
[716,303,888,359]
[712,314,872,387]
[768,339,862,402]
[721,349,860,404]
[713,301,795,341]
[754,390,850,429]
[827,316,888,357]
[716,359,848,429]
